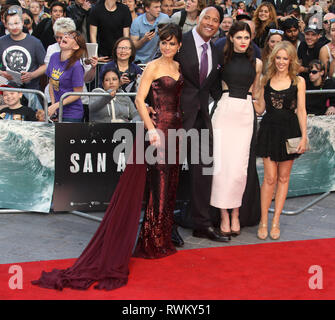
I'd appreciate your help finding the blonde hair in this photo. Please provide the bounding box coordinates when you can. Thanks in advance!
[253,2,277,39]
[262,41,300,86]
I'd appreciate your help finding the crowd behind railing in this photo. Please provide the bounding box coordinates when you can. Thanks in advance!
[0,0,335,123]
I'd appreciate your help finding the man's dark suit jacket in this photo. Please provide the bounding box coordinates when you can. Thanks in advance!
[174,30,222,229]
[175,30,222,132]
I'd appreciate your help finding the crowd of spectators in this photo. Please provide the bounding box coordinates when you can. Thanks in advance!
[0,0,335,122]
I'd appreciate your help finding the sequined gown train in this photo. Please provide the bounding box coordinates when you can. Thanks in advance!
[31,75,183,291]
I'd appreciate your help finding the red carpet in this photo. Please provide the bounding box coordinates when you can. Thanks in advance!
[1,238,335,300]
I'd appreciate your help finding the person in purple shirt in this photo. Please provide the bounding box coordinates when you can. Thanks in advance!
[47,30,86,122]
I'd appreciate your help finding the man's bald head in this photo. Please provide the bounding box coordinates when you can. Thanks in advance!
[196,7,221,42]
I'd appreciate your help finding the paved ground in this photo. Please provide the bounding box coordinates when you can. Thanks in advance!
[0,192,334,265]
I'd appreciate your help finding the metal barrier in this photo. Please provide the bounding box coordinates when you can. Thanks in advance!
[57,89,335,217]
[1,89,334,219]
[58,91,137,122]
[0,87,49,123]
[306,89,335,94]
[57,90,137,221]
[0,87,49,214]
[268,192,331,216]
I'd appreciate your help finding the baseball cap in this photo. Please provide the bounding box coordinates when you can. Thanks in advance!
[0,82,21,95]
[304,24,321,34]
[236,11,252,21]
[286,4,300,15]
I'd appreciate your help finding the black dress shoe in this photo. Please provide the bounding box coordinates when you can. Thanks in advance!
[193,226,231,242]
[171,224,184,247]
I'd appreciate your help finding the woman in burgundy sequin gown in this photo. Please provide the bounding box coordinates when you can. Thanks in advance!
[31,24,183,291]
[133,67,183,258]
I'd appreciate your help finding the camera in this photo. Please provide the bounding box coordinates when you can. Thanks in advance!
[122,72,136,82]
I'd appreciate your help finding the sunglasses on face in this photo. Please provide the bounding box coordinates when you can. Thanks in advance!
[63,32,76,39]
[309,70,319,74]
[7,8,19,15]
[269,28,284,35]
[63,31,81,41]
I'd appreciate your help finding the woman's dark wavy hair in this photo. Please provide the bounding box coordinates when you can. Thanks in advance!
[158,22,182,44]
[223,21,254,67]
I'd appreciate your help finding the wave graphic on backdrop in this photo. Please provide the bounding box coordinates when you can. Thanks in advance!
[0,120,55,213]
[257,115,335,197]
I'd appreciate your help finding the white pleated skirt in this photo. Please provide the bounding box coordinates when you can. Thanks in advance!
[210,93,254,209]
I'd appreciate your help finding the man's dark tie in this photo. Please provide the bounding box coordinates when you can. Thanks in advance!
[199,43,208,85]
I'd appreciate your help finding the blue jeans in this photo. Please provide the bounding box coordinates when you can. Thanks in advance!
[62,118,83,123]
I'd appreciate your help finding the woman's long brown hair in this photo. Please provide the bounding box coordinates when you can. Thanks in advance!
[252,2,278,39]
[223,21,254,67]
[65,31,87,70]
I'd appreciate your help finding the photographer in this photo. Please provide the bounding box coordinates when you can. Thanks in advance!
[98,37,142,95]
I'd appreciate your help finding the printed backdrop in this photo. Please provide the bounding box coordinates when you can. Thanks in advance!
[0,116,334,213]
[257,116,335,197]
[0,120,54,213]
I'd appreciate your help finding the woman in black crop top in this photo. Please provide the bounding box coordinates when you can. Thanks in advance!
[210,21,263,237]
[254,41,308,241]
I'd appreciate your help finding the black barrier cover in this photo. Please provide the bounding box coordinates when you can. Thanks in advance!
[53,123,138,211]
[53,122,190,212]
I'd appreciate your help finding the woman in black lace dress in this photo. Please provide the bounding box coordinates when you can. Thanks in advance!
[254,41,308,240]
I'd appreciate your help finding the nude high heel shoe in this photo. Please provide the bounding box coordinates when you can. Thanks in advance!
[270,222,280,240]
[257,222,268,240]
